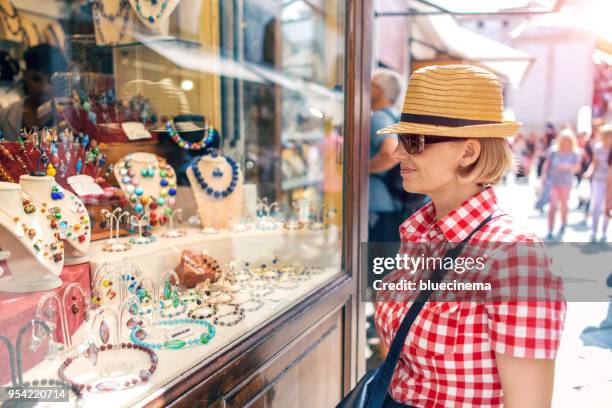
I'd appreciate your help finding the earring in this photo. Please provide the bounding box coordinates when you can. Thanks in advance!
[459,161,465,167]
[29,321,44,352]
[99,319,110,344]
[163,280,172,300]
[22,199,36,214]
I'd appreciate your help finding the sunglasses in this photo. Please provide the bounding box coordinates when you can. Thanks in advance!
[398,134,465,154]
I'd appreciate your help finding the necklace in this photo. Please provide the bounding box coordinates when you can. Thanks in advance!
[212,303,245,327]
[191,153,239,199]
[134,0,170,24]
[0,1,22,37]
[92,0,131,46]
[166,119,214,150]
[117,155,176,219]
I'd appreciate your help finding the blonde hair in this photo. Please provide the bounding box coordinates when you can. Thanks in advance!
[458,138,513,185]
[556,129,578,151]
[599,124,612,147]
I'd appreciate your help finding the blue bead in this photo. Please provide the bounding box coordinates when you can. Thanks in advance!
[221,192,228,197]
[148,15,155,23]
[160,179,168,187]
[206,187,213,194]
[168,188,176,196]
[214,191,221,198]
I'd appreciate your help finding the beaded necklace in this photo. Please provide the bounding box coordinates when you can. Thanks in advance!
[92,0,131,47]
[166,119,214,150]
[0,1,22,37]
[191,151,239,199]
[117,155,176,219]
[134,0,170,24]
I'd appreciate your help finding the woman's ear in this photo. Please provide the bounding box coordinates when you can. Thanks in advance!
[460,139,481,167]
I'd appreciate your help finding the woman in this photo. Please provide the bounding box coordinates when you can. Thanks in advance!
[584,124,611,241]
[541,129,581,240]
[374,65,565,408]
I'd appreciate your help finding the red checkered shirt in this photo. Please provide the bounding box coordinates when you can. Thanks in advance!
[374,188,566,407]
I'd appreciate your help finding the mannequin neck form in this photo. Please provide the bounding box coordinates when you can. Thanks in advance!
[0,183,24,214]
[19,175,56,198]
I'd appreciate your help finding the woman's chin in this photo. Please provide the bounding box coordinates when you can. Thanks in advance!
[401,180,425,195]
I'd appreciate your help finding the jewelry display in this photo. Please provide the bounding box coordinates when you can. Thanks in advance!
[195,279,235,305]
[158,298,187,318]
[161,208,187,238]
[0,0,23,40]
[129,214,156,245]
[187,303,217,320]
[130,318,215,350]
[282,220,304,230]
[309,204,338,231]
[62,283,93,336]
[92,262,127,306]
[92,0,131,46]
[100,208,132,252]
[255,198,281,230]
[34,293,69,359]
[166,118,215,150]
[191,152,239,199]
[115,153,177,225]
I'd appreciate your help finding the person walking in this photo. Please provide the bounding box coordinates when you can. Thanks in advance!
[372,65,565,408]
[585,124,611,241]
[368,69,402,242]
[542,129,581,240]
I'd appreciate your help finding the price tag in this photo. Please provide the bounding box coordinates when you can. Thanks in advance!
[121,122,152,140]
[67,175,104,196]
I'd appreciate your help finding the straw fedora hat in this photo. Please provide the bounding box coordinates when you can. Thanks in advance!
[377,65,520,138]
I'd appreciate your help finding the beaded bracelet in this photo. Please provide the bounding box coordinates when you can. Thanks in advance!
[58,343,158,392]
[212,303,245,327]
[130,319,215,350]
[274,278,300,290]
[249,284,274,298]
[187,303,217,320]
[239,298,264,313]
[159,299,187,318]
[282,220,304,230]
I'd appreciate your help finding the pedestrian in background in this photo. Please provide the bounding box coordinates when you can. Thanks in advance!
[542,129,581,240]
[368,69,402,242]
[585,124,611,242]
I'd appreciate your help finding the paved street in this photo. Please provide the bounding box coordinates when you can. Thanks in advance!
[494,176,611,408]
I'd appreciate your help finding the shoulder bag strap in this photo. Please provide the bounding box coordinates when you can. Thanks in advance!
[368,214,496,407]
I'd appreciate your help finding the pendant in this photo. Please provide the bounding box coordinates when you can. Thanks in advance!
[96,380,120,392]
[212,167,223,178]
[87,342,99,366]
[163,280,172,300]
[99,319,110,344]
[171,289,180,308]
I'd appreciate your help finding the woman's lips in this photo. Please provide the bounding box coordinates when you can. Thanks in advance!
[400,167,416,176]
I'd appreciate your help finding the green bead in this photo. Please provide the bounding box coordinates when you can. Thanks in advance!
[172,290,179,308]
[200,334,209,344]
[159,170,167,177]
[164,339,186,349]
[163,281,172,300]
[157,197,165,206]
[164,207,172,215]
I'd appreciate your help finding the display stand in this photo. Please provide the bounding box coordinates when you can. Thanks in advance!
[0,182,63,293]
[19,175,91,265]
[186,153,243,230]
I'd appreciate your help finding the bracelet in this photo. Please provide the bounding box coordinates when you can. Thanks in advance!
[249,284,274,298]
[159,299,187,318]
[130,319,215,350]
[58,343,158,392]
[212,303,245,327]
[274,278,300,290]
[239,298,264,313]
[250,267,280,281]
[187,303,218,319]
[282,220,304,230]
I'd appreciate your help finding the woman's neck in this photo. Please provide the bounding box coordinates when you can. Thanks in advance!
[429,183,483,221]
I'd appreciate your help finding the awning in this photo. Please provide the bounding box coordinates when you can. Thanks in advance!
[411,15,533,86]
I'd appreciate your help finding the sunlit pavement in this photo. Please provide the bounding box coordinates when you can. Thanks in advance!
[495,177,611,408]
